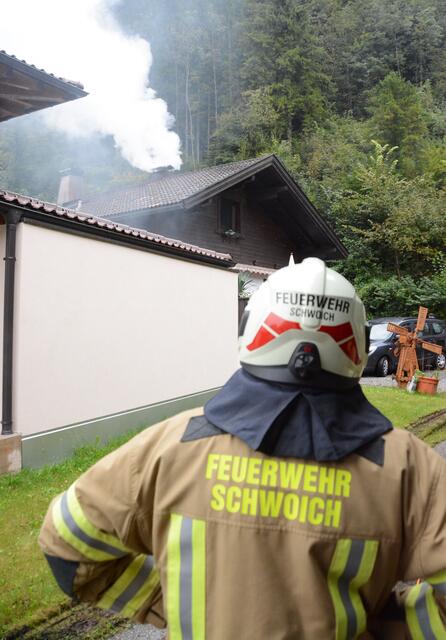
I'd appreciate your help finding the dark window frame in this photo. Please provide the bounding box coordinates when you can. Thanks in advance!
[218,197,242,237]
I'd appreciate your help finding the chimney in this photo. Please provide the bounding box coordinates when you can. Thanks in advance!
[148,165,176,183]
[57,168,84,209]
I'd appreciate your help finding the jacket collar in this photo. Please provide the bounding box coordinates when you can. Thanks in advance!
[204,369,392,461]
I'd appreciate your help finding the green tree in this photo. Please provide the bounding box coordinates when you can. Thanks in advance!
[333,141,446,280]
[368,72,429,175]
[241,0,331,135]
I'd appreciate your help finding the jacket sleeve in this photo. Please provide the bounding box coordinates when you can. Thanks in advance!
[38,425,167,627]
[398,436,446,636]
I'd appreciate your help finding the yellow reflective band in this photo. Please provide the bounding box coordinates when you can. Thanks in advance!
[98,555,146,610]
[167,514,183,640]
[328,539,379,640]
[406,584,427,640]
[98,554,160,618]
[51,484,130,561]
[328,539,351,640]
[428,569,446,596]
[429,570,446,585]
[52,495,114,561]
[121,567,160,618]
[191,519,206,640]
[425,587,446,638]
[405,583,446,640]
[349,540,379,637]
[65,484,130,553]
[167,515,207,640]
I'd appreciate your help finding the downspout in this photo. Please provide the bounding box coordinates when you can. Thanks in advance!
[1,209,21,435]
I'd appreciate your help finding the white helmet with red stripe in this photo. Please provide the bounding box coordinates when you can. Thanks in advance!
[239,257,368,388]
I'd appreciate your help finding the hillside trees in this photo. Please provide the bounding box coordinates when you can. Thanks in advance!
[331,142,446,276]
[116,0,245,168]
[303,137,446,315]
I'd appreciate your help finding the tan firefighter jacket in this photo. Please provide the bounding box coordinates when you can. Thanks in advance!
[39,408,446,639]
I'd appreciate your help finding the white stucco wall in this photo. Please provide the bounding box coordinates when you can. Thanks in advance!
[0,223,5,396]
[13,222,239,436]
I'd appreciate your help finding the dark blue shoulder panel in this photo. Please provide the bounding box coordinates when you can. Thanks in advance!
[45,554,79,597]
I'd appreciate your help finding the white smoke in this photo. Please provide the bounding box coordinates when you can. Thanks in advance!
[0,0,182,171]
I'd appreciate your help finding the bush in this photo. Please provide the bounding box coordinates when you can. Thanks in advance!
[356,273,446,318]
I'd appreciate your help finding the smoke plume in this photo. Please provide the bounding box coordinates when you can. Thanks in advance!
[0,0,182,171]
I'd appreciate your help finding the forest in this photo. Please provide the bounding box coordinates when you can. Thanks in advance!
[1,0,446,316]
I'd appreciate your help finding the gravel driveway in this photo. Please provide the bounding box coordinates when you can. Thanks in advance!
[111,625,166,640]
[361,369,446,392]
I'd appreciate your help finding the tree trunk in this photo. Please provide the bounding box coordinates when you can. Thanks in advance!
[288,113,293,144]
[393,29,401,75]
[207,90,211,153]
[196,109,200,165]
[184,61,190,162]
[394,251,402,278]
[185,58,196,168]
[175,60,179,122]
[227,3,234,110]
[211,29,219,128]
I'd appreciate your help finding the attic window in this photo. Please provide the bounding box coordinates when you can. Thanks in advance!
[219,198,241,237]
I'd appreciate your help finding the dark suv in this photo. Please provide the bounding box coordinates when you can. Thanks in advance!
[365,316,446,377]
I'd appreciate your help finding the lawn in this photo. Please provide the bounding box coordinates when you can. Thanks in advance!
[363,386,446,428]
[1,388,446,636]
[0,432,137,638]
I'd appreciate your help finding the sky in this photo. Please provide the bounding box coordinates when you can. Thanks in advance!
[0,0,182,171]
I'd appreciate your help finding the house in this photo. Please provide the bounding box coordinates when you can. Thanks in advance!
[79,154,346,321]
[0,190,238,473]
[79,154,347,276]
[0,56,347,475]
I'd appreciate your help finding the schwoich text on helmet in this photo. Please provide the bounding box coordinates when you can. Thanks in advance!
[206,454,352,529]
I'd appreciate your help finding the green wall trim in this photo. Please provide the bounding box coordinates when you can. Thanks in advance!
[21,388,220,469]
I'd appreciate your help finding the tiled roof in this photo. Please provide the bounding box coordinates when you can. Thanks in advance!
[0,50,85,91]
[82,156,270,218]
[232,263,277,277]
[80,153,348,260]
[0,190,233,265]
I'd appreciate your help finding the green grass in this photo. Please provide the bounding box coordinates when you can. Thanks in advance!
[363,387,446,428]
[1,389,446,635]
[0,432,137,637]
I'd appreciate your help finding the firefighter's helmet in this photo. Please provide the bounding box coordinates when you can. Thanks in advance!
[239,257,368,388]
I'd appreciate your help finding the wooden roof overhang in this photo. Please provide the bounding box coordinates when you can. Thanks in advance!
[0,51,87,122]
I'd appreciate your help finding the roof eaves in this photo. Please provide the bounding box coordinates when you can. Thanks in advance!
[270,155,348,259]
[182,155,275,210]
[232,263,276,277]
[0,51,87,98]
[0,191,233,267]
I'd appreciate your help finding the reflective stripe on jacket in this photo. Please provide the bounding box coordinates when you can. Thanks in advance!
[39,407,446,639]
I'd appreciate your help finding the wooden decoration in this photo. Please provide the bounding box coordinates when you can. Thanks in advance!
[389,307,443,387]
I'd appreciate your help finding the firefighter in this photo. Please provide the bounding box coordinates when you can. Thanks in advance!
[39,257,446,639]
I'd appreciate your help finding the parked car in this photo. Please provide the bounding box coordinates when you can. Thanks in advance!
[365,316,446,377]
